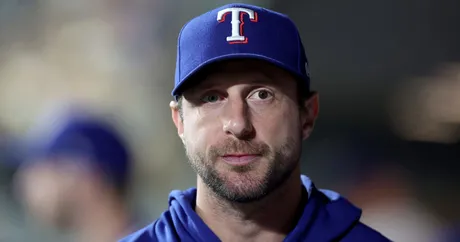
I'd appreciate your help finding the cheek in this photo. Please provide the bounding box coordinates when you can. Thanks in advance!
[20,170,62,217]
[252,104,301,143]
[183,114,222,152]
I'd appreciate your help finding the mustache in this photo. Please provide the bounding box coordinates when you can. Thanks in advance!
[208,139,270,157]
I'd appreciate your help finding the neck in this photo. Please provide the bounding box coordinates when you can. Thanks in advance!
[196,166,304,242]
[74,193,130,242]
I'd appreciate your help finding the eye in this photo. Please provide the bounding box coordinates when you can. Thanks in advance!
[201,93,223,103]
[248,89,273,100]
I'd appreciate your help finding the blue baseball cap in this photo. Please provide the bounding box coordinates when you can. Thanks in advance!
[172,3,310,98]
[21,108,131,188]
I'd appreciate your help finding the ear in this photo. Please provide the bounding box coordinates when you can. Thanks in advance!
[300,92,319,140]
[170,101,184,141]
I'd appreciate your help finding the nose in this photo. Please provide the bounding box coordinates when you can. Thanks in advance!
[221,98,255,140]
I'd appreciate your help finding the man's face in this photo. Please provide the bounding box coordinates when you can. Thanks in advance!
[172,60,318,203]
[15,160,81,228]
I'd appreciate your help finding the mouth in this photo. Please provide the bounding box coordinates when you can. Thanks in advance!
[220,154,261,166]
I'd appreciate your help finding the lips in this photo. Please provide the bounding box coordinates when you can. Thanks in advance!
[221,154,261,166]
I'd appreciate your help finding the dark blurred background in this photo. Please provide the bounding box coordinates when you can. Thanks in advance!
[0,0,459,241]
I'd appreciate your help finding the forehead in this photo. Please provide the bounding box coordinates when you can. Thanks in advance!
[191,59,296,89]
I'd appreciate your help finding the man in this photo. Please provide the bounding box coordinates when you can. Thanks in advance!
[14,105,133,242]
[121,3,389,242]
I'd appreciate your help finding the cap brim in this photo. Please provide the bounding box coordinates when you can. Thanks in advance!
[172,53,309,99]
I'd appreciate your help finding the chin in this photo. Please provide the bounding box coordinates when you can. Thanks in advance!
[219,185,269,203]
[218,173,269,200]
[30,210,61,227]
[27,201,72,229]
[45,211,73,230]
[220,166,266,184]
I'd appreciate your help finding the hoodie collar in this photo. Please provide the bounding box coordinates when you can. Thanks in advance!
[167,175,362,241]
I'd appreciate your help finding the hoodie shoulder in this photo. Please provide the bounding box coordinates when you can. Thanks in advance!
[118,221,159,242]
[118,223,154,242]
[119,210,179,242]
[340,222,391,242]
[119,188,206,242]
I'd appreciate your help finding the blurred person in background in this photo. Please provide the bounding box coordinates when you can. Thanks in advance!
[299,134,445,242]
[439,224,460,242]
[389,62,460,144]
[387,62,460,241]
[347,158,442,242]
[13,104,134,242]
[121,3,389,242]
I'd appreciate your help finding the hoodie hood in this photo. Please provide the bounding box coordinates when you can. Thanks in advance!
[120,175,389,242]
[164,175,361,241]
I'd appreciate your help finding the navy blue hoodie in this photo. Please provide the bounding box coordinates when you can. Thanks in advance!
[120,176,390,242]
